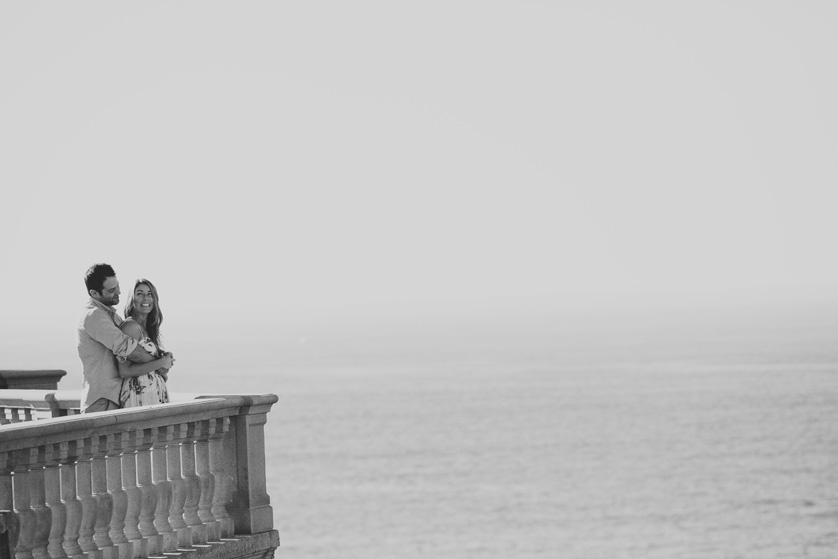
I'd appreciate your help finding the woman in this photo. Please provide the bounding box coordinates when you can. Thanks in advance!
[117,278,175,407]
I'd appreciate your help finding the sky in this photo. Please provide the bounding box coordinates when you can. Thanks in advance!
[1,1,837,373]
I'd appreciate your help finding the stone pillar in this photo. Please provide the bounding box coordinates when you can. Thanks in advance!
[226,398,276,535]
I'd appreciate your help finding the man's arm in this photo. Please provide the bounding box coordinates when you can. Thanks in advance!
[126,344,155,363]
[119,320,155,364]
[85,311,140,360]
[117,321,174,377]
[118,351,173,378]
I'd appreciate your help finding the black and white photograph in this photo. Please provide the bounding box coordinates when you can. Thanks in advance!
[2,2,838,558]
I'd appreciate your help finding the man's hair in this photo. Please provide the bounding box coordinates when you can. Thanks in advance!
[84,263,116,294]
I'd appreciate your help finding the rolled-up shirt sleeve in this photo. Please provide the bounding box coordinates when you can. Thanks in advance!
[84,312,139,363]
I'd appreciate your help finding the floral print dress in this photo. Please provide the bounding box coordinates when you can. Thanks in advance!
[119,331,169,408]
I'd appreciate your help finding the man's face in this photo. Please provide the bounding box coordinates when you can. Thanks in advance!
[92,276,121,307]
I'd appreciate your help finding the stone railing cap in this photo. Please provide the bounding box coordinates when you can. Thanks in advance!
[0,370,67,379]
[0,393,277,450]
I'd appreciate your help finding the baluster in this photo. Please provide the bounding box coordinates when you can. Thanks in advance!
[12,448,37,559]
[0,451,18,556]
[76,438,100,559]
[209,418,234,539]
[181,423,205,546]
[91,436,115,559]
[151,426,175,553]
[59,441,83,559]
[75,440,98,559]
[120,431,144,559]
[136,429,160,557]
[166,424,189,548]
[43,443,66,559]
[105,433,130,559]
[195,421,217,542]
[29,445,52,559]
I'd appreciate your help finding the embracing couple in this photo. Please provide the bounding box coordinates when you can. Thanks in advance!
[77,263,176,413]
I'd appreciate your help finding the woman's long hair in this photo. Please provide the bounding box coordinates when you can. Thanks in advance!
[124,278,164,350]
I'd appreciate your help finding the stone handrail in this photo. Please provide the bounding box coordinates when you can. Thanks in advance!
[0,394,279,559]
[0,391,219,424]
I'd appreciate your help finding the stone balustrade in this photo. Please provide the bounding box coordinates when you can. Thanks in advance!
[0,394,279,559]
[0,391,80,424]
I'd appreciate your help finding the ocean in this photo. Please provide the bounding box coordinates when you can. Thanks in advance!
[174,303,838,559]
[12,303,838,558]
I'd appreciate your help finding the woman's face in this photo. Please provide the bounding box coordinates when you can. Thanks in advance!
[133,283,154,315]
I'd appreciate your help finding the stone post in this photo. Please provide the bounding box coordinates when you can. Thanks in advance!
[225,395,277,535]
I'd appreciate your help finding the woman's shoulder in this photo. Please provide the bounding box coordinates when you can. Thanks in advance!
[119,317,144,339]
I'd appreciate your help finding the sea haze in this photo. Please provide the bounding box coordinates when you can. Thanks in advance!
[180,303,838,559]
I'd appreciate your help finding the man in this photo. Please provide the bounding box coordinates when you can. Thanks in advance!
[77,263,155,413]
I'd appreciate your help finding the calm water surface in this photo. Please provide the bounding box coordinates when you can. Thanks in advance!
[79,306,838,558]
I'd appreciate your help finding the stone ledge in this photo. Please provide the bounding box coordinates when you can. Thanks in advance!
[150,532,280,559]
[0,370,66,390]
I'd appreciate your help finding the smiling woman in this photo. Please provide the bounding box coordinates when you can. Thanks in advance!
[117,278,174,408]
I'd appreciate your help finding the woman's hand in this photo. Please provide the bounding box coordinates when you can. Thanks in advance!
[157,351,175,377]
[155,352,175,381]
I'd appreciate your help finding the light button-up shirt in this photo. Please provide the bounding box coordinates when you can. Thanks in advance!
[77,298,139,411]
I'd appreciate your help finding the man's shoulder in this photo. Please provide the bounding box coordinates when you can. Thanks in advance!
[81,300,118,329]
[82,302,107,320]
